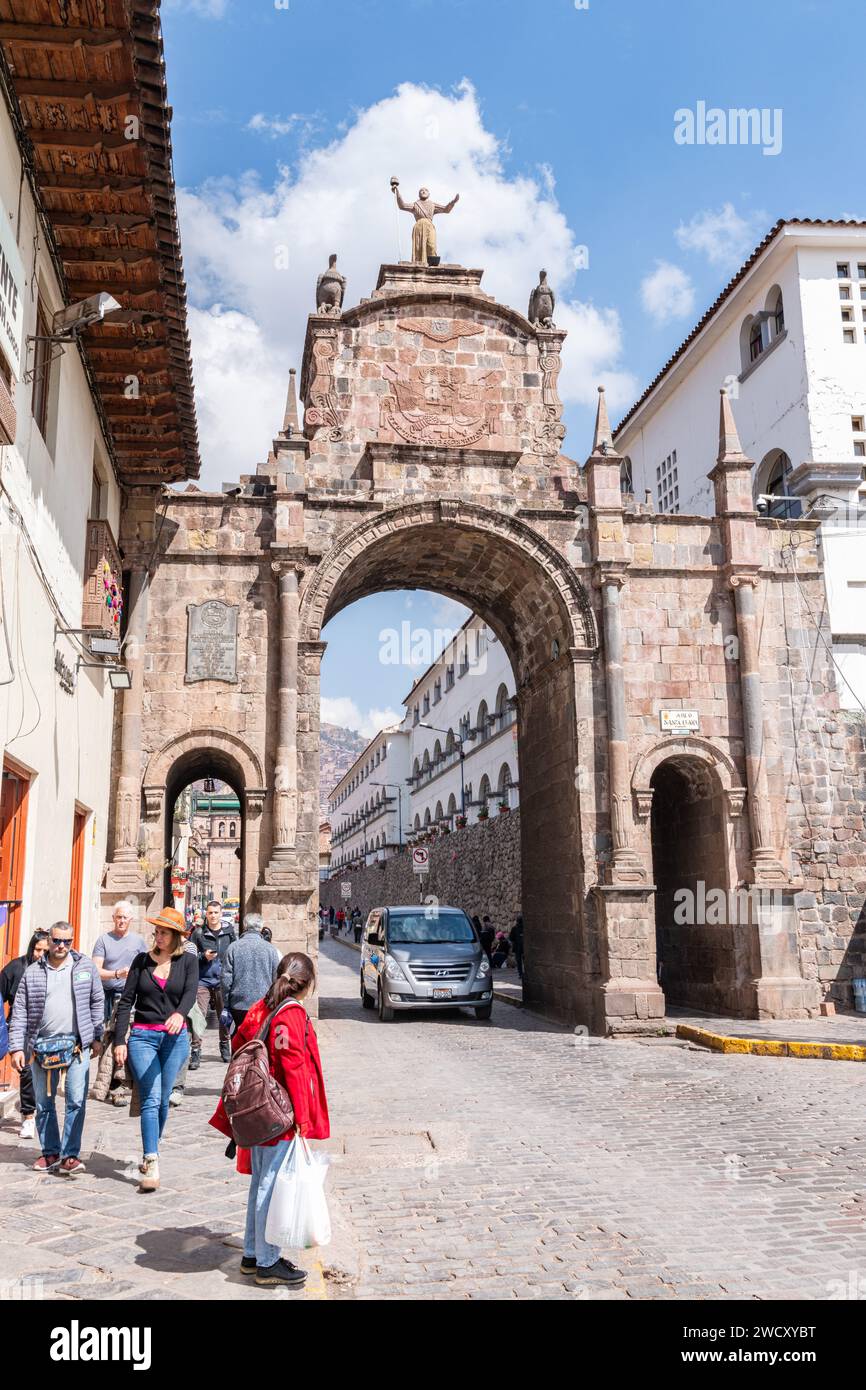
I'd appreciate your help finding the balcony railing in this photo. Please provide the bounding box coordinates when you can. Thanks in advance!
[82,517,123,633]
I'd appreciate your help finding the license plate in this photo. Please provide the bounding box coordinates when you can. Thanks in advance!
[432,987,452,1000]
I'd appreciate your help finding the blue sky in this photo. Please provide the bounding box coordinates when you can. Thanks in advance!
[162,0,860,732]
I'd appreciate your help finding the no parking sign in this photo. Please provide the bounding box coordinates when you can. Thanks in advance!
[412,847,430,875]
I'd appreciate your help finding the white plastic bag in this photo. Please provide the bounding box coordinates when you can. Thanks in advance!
[265,1137,332,1249]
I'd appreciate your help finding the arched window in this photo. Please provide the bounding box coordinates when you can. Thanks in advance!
[447,793,457,819]
[218,822,225,838]
[435,800,444,822]
[433,739,442,765]
[424,807,431,826]
[477,700,489,742]
[422,749,430,772]
[479,774,491,806]
[413,757,420,782]
[765,285,784,339]
[495,683,509,729]
[620,456,634,496]
[229,821,236,838]
[756,449,801,520]
[749,318,764,363]
[414,814,421,830]
[445,729,455,756]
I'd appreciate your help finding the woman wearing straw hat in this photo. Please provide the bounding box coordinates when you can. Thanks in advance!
[113,907,199,1193]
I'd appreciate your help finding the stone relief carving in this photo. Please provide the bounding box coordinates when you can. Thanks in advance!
[534,337,566,453]
[381,361,496,447]
[397,317,484,348]
[304,329,344,442]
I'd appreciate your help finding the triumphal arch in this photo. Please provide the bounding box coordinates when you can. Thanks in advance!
[101,247,866,1033]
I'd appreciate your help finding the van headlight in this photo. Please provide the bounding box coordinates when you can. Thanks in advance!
[477,958,491,977]
[384,956,407,982]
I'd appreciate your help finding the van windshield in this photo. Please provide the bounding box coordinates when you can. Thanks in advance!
[387,912,476,945]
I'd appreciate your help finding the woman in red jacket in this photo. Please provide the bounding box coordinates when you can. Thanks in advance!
[210,952,330,1289]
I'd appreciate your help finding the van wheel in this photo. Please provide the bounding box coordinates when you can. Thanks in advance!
[475,1003,493,1020]
[360,976,374,1009]
[377,985,395,1022]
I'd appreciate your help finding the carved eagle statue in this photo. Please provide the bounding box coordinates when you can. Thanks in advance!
[528,270,556,328]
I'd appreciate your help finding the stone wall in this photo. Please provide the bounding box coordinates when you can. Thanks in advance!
[319,808,521,933]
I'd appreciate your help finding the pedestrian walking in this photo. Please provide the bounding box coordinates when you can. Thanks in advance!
[167,919,207,1109]
[509,914,524,981]
[478,915,495,961]
[491,930,510,969]
[91,900,148,1025]
[328,905,335,928]
[209,951,330,1288]
[113,906,198,1193]
[221,913,280,1031]
[191,899,236,1063]
[0,930,49,1139]
[352,908,363,945]
[8,922,104,1173]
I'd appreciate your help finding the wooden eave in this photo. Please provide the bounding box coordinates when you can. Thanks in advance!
[0,0,200,484]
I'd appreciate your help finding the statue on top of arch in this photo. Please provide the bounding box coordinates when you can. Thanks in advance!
[391,177,460,265]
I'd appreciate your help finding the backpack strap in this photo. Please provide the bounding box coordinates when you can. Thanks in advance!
[254,998,306,1046]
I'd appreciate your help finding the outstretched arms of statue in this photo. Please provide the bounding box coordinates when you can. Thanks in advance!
[392,183,414,213]
[434,194,460,214]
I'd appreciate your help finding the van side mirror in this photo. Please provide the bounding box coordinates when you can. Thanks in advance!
[367,931,382,946]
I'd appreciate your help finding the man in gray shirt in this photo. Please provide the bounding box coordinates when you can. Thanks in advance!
[92,900,148,1024]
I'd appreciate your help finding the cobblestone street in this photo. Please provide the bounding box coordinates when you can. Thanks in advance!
[3,940,866,1301]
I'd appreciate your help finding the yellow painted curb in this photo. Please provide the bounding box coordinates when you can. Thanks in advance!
[302,1258,329,1300]
[676,1024,866,1061]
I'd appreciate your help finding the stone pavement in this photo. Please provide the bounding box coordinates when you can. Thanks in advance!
[3,940,866,1301]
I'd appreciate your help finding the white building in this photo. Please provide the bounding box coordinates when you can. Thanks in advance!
[405,615,519,833]
[615,218,866,710]
[329,726,411,873]
[327,615,520,875]
[0,92,122,966]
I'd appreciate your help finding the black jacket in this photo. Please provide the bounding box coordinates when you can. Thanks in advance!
[0,955,26,1013]
[113,952,199,1046]
[191,923,236,964]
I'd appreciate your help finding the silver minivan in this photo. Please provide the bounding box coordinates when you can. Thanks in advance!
[359,905,493,1021]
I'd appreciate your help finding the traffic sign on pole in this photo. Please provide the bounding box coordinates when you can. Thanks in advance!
[341,881,352,899]
[412,847,430,875]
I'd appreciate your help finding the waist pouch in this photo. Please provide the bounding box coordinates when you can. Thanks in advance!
[33,1034,80,1070]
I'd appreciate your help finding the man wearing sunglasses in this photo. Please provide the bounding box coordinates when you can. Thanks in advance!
[8,922,104,1174]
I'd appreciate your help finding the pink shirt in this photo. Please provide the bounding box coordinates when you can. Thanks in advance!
[132,975,168,1031]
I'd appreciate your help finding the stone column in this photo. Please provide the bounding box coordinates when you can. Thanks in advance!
[597,569,646,885]
[104,565,149,891]
[730,574,787,884]
[268,564,300,866]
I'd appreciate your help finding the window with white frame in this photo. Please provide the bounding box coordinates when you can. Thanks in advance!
[656,450,679,514]
[853,416,865,459]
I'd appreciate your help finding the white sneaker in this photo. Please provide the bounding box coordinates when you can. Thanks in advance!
[19,1116,36,1141]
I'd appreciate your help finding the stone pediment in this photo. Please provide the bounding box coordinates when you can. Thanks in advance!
[301,262,567,461]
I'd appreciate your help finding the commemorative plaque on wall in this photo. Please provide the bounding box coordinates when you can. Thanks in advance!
[185,600,239,683]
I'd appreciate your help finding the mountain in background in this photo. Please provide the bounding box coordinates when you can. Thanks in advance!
[319,722,367,820]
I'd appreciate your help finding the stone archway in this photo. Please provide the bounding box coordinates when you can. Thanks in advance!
[141,729,267,917]
[297,499,599,1022]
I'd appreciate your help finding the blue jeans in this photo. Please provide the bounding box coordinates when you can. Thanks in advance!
[244,1140,293,1268]
[127,1028,190,1156]
[32,1049,90,1160]
[104,991,120,1025]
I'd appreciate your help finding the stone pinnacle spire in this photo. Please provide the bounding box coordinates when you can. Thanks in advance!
[591,385,617,456]
[717,388,749,464]
[281,368,299,436]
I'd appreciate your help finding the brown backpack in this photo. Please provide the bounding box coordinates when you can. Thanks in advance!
[220,1000,308,1148]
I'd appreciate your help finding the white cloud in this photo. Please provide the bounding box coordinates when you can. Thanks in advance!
[321,698,401,738]
[246,113,316,140]
[179,80,635,487]
[640,261,695,324]
[163,0,228,16]
[675,203,761,268]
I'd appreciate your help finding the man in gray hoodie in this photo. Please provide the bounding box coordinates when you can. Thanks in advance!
[9,922,104,1174]
[220,914,280,1030]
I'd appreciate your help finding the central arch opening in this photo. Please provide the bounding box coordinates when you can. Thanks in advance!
[304,507,597,1025]
[163,750,247,925]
